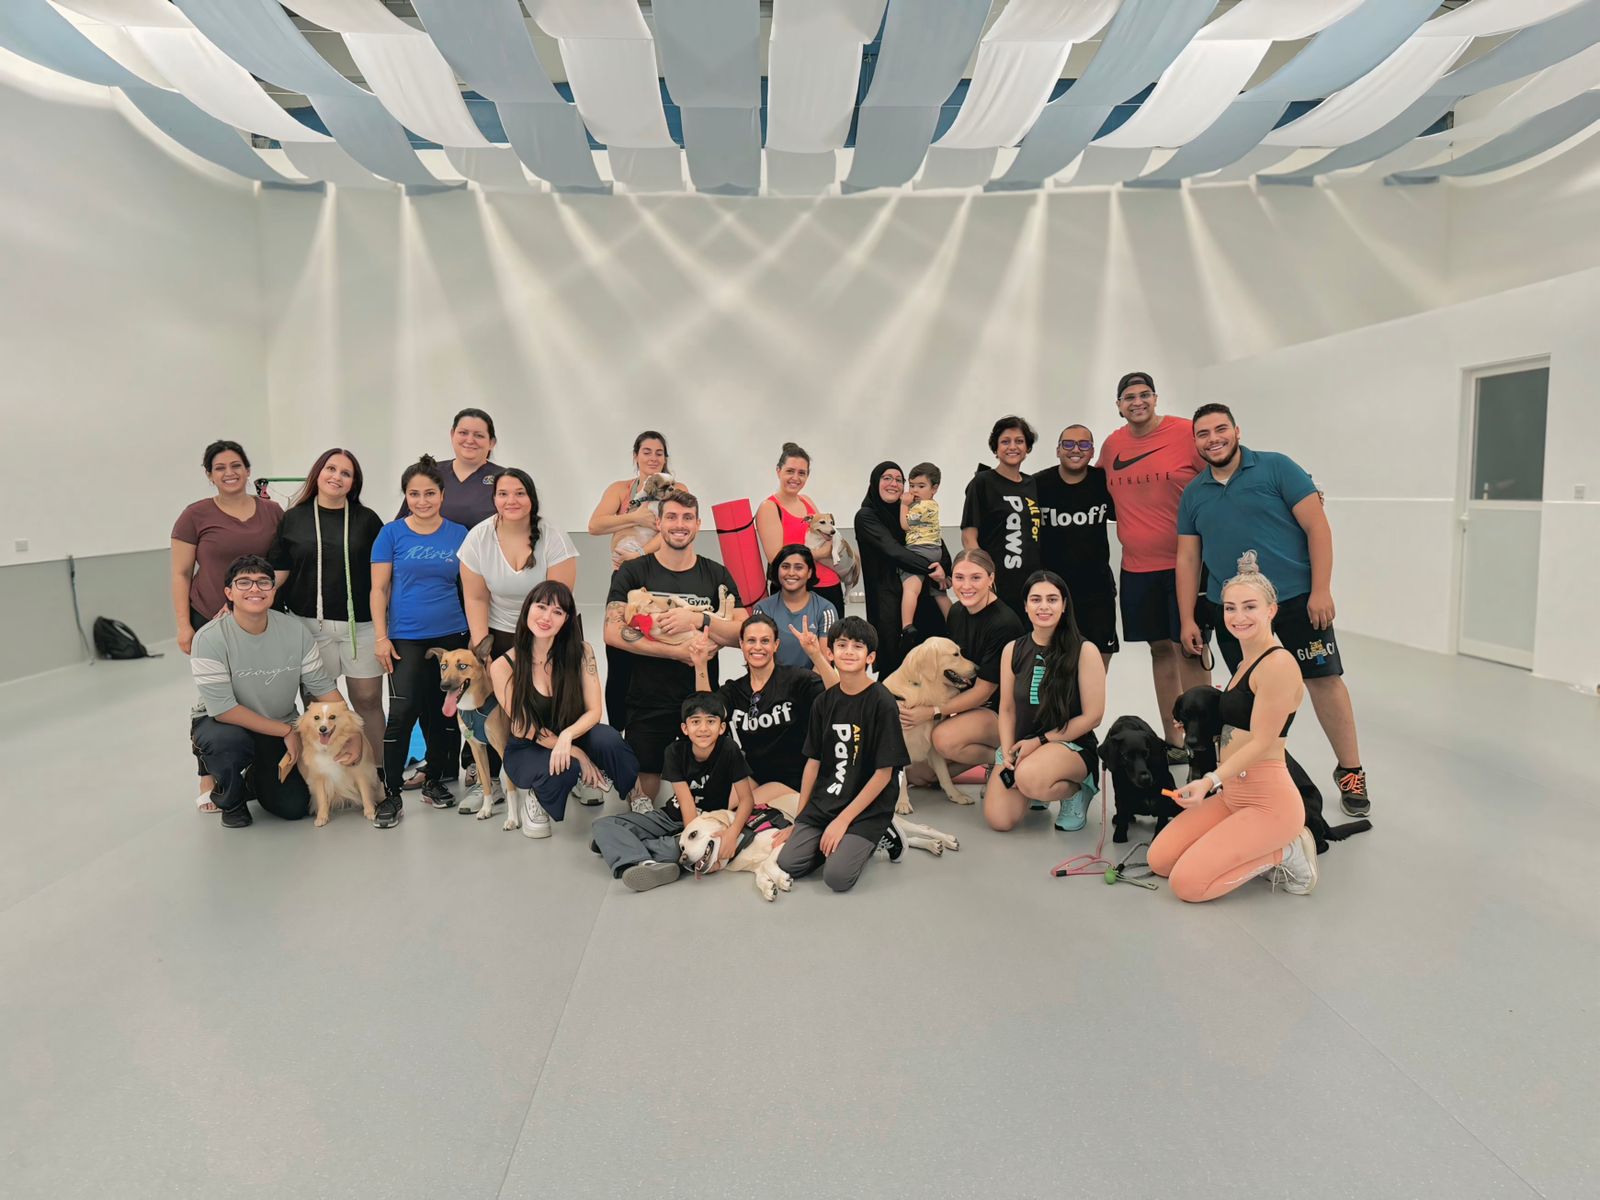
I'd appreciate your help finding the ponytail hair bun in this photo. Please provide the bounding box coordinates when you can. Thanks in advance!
[1223,550,1278,605]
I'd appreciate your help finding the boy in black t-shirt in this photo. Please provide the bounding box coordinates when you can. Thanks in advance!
[774,617,910,893]
[590,694,755,892]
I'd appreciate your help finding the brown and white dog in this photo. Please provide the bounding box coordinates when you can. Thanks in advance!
[426,642,527,831]
[803,512,861,589]
[882,637,979,815]
[611,472,677,564]
[278,699,382,827]
[620,585,736,646]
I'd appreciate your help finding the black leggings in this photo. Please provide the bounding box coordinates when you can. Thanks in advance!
[462,628,515,780]
[604,644,631,732]
[385,631,467,792]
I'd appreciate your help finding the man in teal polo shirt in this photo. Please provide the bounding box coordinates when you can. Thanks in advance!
[1174,404,1370,818]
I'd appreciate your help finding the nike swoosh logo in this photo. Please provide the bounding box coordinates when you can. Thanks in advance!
[1112,449,1160,471]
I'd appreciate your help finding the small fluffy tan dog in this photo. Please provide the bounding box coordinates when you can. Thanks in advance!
[882,637,979,815]
[621,585,735,646]
[611,472,677,563]
[803,512,861,589]
[426,643,527,831]
[278,699,381,827]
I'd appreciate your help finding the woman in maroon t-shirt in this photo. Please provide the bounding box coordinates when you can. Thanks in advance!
[170,439,284,810]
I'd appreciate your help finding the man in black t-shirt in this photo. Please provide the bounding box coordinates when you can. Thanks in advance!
[590,694,756,892]
[961,416,1041,622]
[773,617,909,893]
[1033,422,1120,663]
[605,490,747,812]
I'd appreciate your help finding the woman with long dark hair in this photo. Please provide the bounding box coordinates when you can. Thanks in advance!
[269,448,389,815]
[984,570,1106,833]
[752,543,839,671]
[371,455,471,811]
[458,467,578,811]
[492,582,638,838]
[852,461,949,678]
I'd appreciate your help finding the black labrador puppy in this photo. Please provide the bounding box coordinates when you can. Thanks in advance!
[1171,686,1372,854]
[1098,716,1184,844]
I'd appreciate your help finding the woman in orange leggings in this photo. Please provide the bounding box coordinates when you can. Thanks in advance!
[1150,552,1319,901]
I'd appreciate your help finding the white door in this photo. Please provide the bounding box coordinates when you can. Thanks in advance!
[1457,364,1548,669]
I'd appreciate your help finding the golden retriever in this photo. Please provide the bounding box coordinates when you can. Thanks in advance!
[426,642,528,832]
[278,699,381,827]
[620,585,735,646]
[803,512,861,589]
[881,637,979,815]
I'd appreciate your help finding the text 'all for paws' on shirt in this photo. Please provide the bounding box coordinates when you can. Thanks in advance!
[800,681,910,844]
[661,735,751,824]
[608,553,739,719]
[1096,416,1204,574]
[960,468,1040,604]
[371,518,470,640]
[1032,466,1116,583]
[717,665,826,790]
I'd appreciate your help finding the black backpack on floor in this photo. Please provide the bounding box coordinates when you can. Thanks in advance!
[93,617,161,660]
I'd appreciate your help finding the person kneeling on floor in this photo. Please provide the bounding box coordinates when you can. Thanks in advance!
[190,555,363,828]
[591,694,756,892]
[772,617,910,893]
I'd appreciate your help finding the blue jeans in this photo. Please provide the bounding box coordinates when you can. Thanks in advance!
[502,723,638,821]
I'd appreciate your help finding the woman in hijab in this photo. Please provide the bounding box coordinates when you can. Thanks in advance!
[853,461,951,677]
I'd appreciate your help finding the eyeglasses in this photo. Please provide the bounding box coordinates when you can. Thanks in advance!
[1058,440,1094,452]
[880,473,905,485]
[1119,390,1155,403]
[230,578,274,592]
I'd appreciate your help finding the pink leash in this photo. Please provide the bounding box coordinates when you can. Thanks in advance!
[1049,774,1114,878]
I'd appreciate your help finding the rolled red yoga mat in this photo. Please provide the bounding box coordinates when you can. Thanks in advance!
[712,498,767,608]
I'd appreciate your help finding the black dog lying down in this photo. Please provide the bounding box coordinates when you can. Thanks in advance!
[1098,716,1185,844]
[1171,685,1372,854]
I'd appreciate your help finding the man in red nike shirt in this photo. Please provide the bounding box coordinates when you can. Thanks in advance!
[1098,372,1210,760]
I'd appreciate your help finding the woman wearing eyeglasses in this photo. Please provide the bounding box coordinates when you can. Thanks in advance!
[1032,423,1119,670]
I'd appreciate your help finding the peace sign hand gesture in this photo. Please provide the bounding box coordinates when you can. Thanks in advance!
[790,615,822,659]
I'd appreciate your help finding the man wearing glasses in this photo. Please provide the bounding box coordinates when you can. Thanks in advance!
[190,555,359,828]
[1098,372,1210,762]
[1033,424,1118,669]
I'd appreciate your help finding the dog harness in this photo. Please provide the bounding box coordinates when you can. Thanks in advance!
[459,693,498,744]
[734,806,792,855]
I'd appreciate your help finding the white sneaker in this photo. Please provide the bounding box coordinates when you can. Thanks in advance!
[458,780,502,815]
[1269,827,1319,895]
[521,793,552,839]
[628,791,656,815]
[622,860,679,892]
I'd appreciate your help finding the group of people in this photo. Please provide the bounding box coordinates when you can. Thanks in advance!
[172,375,1371,902]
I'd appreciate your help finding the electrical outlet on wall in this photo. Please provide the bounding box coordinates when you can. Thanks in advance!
[13,538,27,553]
[1576,484,1588,501]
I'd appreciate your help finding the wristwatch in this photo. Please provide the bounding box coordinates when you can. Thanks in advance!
[700,612,711,631]
[933,705,942,719]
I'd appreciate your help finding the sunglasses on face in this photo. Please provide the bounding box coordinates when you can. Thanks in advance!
[231,578,274,592]
[1058,440,1094,452]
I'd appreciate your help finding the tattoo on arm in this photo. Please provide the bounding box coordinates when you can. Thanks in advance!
[604,601,625,629]
[583,645,598,676]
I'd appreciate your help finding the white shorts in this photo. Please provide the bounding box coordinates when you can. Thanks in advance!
[296,615,383,680]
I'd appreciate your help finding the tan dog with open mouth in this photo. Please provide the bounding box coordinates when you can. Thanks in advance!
[611,472,676,564]
[278,699,382,827]
[620,585,736,646]
[882,637,979,815]
[426,642,527,831]
[803,512,861,589]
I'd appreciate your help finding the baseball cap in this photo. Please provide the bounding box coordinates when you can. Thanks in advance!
[1116,372,1155,399]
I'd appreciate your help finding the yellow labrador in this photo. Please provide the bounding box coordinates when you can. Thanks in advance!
[278,699,381,827]
[882,637,979,815]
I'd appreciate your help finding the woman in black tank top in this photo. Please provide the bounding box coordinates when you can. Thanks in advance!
[983,571,1106,833]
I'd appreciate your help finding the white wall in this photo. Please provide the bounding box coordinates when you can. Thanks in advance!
[0,60,265,563]
[253,176,1453,534]
[1193,265,1600,688]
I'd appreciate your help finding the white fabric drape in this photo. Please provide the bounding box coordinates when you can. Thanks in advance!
[1264,0,1590,148]
[57,0,333,142]
[766,0,886,153]
[524,0,675,151]
[1097,0,1365,149]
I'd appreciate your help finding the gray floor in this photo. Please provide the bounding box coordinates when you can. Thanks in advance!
[2,620,1596,1200]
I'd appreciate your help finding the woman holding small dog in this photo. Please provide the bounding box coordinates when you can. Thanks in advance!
[756,443,846,615]
[371,455,471,812]
[1148,553,1319,900]
[492,581,637,838]
[984,570,1106,833]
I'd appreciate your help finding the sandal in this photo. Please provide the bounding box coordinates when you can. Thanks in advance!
[195,791,219,814]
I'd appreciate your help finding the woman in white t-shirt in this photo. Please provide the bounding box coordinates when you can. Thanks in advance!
[457,467,578,809]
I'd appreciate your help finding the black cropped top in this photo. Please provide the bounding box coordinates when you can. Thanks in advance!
[1218,645,1296,736]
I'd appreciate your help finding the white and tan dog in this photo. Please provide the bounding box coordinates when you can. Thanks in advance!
[882,637,979,815]
[620,584,735,646]
[278,699,381,827]
[427,642,528,832]
[611,472,676,564]
[803,512,861,589]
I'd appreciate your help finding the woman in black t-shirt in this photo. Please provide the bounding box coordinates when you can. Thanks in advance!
[985,570,1106,834]
[853,460,950,678]
[961,416,1041,623]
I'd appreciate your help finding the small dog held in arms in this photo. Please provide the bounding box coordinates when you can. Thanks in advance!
[278,699,381,827]
[880,637,980,815]
[620,585,736,646]
[427,643,529,832]
[803,512,862,589]
[611,472,677,565]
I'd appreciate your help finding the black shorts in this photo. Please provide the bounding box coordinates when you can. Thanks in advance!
[1063,573,1119,655]
[624,709,682,774]
[1119,568,1184,644]
[1202,595,1344,680]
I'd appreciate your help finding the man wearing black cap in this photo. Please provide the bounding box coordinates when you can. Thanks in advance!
[1097,372,1209,761]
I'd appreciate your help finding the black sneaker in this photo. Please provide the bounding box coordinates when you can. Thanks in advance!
[876,824,904,862]
[420,779,456,808]
[1165,744,1191,765]
[220,804,253,829]
[1333,767,1371,817]
[374,793,403,829]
